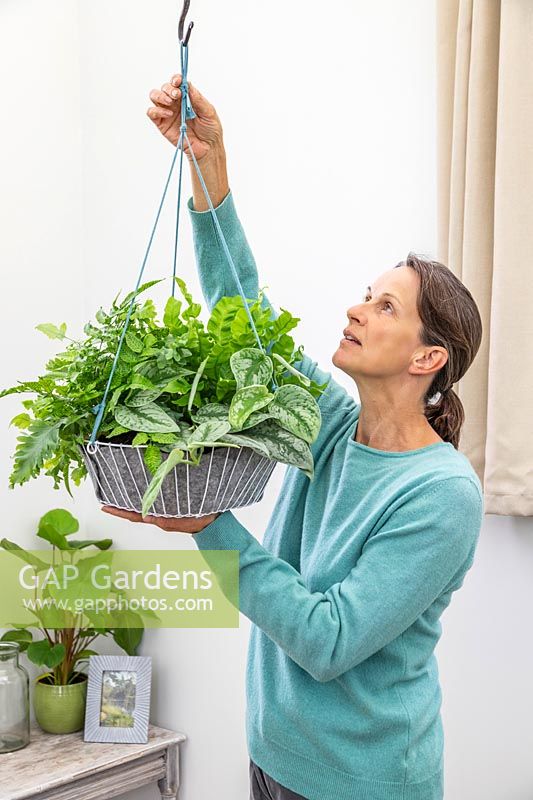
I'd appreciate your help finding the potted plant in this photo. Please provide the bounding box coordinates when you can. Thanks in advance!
[0,509,145,734]
[0,278,327,518]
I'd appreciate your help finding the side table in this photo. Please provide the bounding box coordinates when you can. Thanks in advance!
[0,723,187,800]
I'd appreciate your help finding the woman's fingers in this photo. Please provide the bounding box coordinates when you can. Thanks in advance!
[102,505,144,523]
[149,88,178,107]
[101,505,197,533]
[147,85,180,122]
[147,73,219,140]
[146,105,174,120]
[170,73,215,118]
[161,82,181,102]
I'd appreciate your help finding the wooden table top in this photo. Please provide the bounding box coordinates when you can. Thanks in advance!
[0,723,187,800]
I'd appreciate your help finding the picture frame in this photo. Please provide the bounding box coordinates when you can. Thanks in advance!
[83,654,152,744]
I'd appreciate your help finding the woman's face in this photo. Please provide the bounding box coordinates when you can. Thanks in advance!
[332,265,429,383]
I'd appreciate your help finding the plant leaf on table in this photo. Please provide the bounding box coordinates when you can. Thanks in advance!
[0,509,146,685]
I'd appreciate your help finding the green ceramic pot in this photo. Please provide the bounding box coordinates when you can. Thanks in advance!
[33,672,88,734]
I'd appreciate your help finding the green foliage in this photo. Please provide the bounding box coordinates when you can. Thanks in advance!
[0,279,328,515]
[0,509,145,686]
[144,444,162,475]
[35,322,67,340]
[10,420,61,489]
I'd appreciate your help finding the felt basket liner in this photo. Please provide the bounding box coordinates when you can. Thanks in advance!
[80,442,277,517]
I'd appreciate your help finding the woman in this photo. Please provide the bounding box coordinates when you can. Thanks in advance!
[103,74,484,800]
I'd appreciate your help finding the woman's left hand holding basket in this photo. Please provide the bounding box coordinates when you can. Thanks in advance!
[101,506,221,533]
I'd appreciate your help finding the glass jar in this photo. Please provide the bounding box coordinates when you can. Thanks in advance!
[0,641,30,753]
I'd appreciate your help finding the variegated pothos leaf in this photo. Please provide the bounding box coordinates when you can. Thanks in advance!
[229,348,273,390]
[266,385,321,444]
[228,385,273,429]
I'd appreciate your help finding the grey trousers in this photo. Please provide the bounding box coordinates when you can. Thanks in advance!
[249,758,309,800]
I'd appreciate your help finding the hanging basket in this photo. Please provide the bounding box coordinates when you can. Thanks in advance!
[82,33,284,519]
[80,442,277,518]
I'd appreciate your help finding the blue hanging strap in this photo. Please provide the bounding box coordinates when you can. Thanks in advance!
[88,39,274,451]
[174,46,267,357]
[87,53,196,452]
[171,42,192,298]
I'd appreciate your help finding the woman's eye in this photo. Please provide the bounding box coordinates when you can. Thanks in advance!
[364,296,393,312]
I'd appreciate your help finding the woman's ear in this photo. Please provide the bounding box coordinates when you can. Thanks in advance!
[409,346,448,378]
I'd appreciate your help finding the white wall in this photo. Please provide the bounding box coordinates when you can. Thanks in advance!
[1,1,532,799]
[0,2,84,554]
[0,0,124,702]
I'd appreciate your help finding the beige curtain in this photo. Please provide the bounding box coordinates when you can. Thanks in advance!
[436,0,533,516]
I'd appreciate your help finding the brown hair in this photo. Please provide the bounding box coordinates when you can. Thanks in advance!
[394,253,482,449]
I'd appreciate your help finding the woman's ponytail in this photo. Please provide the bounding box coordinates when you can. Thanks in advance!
[395,253,483,450]
[424,386,464,450]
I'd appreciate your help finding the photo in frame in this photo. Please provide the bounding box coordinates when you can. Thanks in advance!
[83,655,152,743]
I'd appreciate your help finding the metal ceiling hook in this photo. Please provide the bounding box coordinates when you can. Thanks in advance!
[178,0,194,46]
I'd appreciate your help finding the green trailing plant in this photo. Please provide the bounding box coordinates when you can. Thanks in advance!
[1,278,327,516]
[0,509,145,686]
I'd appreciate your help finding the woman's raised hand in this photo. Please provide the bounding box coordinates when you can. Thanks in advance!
[147,73,224,162]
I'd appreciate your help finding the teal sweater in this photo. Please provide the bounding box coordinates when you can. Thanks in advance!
[187,190,483,800]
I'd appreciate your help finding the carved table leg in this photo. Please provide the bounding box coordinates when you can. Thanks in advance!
[158,743,180,800]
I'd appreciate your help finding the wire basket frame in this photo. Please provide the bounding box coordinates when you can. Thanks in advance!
[80,442,277,518]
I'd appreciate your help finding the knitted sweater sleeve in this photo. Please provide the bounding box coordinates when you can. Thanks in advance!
[186,190,332,394]
[191,476,483,683]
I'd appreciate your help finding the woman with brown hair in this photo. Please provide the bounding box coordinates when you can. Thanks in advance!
[104,74,484,800]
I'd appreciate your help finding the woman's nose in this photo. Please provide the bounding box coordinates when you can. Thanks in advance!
[347,304,366,324]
